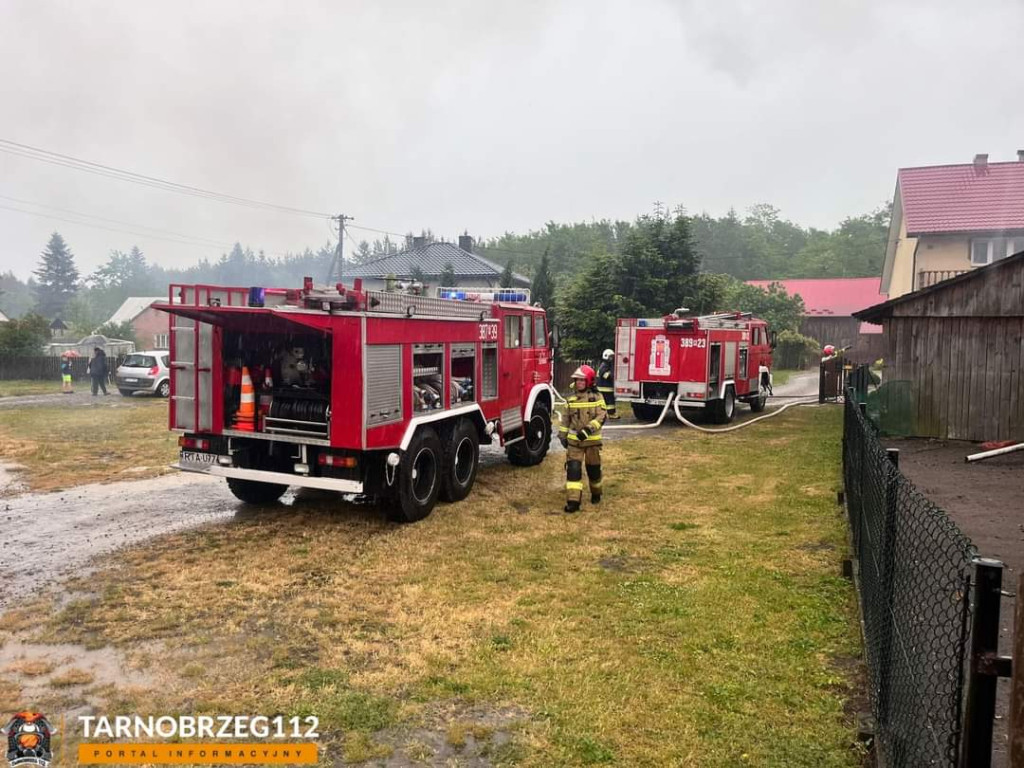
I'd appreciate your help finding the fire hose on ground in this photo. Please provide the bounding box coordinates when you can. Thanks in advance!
[553,390,821,434]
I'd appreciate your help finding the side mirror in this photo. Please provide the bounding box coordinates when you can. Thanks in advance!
[770,330,778,350]
[549,324,561,351]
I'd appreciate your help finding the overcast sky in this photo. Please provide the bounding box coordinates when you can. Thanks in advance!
[1,0,1022,280]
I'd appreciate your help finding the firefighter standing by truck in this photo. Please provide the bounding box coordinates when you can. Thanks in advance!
[596,348,618,419]
[557,365,607,513]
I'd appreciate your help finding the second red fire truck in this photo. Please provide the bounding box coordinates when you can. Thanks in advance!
[614,309,776,423]
[157,280,554,522]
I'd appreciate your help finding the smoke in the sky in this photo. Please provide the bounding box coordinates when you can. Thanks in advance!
[1,0,1022,277]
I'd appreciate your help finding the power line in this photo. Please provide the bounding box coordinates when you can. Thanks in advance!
[0,199,291,258]
[0,193,236,250]
[0,138,333,219]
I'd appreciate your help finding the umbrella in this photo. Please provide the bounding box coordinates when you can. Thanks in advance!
[61,350,81,357]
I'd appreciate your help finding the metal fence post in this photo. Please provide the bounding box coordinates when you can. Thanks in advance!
[961,557,1005,768]
[1010,573,1024,768]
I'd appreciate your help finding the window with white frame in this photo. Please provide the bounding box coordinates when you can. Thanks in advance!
[154,333,169,349]
[971,237,1024,266]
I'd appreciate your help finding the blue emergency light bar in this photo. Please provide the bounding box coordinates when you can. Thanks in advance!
[438,288,531,303]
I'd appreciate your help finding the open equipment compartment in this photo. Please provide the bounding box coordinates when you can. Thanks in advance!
[220,328,333,440]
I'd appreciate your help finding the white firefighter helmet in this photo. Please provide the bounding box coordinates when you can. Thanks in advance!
[602,348,614,361]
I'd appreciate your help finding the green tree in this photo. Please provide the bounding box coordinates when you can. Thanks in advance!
[33,232,80,318]
[440,262,457,286]
[499,260,515,289]
[611,214,700,317]
[0,313,51,355]
[558,212,700,359]
[410,265,425,284]
[96,320,138,347]
[0,272,36,318]
[354,240,373,264]
[556,253,619,360]
[531,248,555,310]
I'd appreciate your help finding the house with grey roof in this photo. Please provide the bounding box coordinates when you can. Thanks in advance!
[342,235,529,295]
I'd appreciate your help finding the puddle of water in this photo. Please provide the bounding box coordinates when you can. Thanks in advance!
[0,638,154,704]
[0,462,26,496]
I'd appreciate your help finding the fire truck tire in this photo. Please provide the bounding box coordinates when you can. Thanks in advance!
[226,477,288,505]
[440,419,479,502]
[712,386,736,424]
[630,403,662,422]
[387,427,442,523]
[749,390,768,412]
[506,401,551,467]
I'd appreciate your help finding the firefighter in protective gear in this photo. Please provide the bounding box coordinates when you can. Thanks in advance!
[596,348,618,419]
[556,364,608,513]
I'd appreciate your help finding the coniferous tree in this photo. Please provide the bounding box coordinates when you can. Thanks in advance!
[499,260,515,288]
[33,232,79,318]
[531,248,554,309]
[440,262,457,286]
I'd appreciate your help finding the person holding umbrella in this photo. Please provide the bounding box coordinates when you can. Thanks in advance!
[60,351,76,394]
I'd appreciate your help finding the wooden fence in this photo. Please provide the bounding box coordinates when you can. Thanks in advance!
[0,355,129,381]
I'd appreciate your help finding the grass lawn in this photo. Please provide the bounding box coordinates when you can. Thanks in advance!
[0,379,63,397]
[0,398,176,492]
[772,368,803,388]
[1,407,862,766]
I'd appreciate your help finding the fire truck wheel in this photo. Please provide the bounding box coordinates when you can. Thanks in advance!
[749,389,768,412]
[387,427,442,523]
[712,386,736,424]
[506,401,552,467]
[630,403,662,422]
[226,477,288,505]
[440,419,479,502]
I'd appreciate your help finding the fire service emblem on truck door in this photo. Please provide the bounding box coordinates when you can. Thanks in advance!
[649,334,671,376]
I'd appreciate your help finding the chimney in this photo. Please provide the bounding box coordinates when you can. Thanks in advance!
[1018,150,1024,162]
[458,234,474,253]
[974,153,989,168]
[412,235,427,248]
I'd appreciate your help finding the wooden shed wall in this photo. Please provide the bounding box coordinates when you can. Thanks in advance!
[885,315,1024,441]
[891,255,1024,318]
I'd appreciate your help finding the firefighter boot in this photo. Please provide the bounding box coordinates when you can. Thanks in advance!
[586,461,602,504]
[565,458,584,513]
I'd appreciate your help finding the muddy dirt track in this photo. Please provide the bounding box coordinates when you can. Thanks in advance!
[888,438,1024,768]
[0,373,819,607]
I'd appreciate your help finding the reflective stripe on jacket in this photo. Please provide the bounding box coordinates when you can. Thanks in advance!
[596,360,614,393]
[556,389,607,445]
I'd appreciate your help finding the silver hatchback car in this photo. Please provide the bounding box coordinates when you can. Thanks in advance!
[116,351,171,397]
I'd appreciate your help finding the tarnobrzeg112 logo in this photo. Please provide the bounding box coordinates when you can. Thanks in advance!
[2,712,56,768]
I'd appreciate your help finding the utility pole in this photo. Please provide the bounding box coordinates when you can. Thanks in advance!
[329,214,354,283]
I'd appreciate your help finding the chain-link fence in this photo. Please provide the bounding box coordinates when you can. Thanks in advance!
[843,394,977,767]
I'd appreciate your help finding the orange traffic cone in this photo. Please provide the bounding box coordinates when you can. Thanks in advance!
[233,367,256,431]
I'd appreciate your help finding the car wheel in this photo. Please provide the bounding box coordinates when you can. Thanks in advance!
[157,380,171,398]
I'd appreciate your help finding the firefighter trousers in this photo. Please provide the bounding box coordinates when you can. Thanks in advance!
[566,444,602,503]
[597,388,617,417]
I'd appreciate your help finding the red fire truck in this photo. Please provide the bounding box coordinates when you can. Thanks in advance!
[157,280,554,522]
[614,310,775,423]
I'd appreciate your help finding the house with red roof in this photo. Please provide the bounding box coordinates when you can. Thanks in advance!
[747,277,886,361]
[881,152,1024,298]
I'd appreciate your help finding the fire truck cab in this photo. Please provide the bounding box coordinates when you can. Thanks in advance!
[158,280,554,522]
[615,310,775,423]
